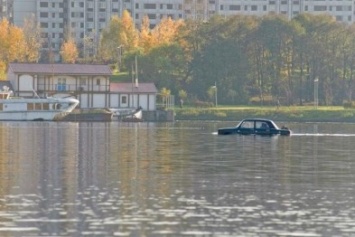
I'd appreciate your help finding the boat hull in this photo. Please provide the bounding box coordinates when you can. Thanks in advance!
[0,111,69,121]
[0,96,79,121]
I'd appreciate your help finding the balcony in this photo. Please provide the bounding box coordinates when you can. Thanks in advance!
[37,84,109,93]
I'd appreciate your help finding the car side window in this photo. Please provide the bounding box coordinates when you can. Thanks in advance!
[256,121,269,129]
[241,121,253,129]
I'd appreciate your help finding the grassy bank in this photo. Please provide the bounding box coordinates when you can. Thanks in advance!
[174,105,355,122]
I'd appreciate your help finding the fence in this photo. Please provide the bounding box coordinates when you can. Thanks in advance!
[156,94,175,110]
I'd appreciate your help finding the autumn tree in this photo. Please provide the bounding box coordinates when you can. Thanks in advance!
[98,16,122,62]
[60,39,78,63]
[139,16,153,53]
[151,17,184,46]
[0,19,27,79]
[120,10,138,51]
[22,14,41,62]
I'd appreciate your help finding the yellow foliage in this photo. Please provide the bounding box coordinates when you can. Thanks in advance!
[23,15,41,62]
[0,19,27,77]
[138,17,185,53]
[139,16,154,53]
[152,17,184,45]
[0,61,6,80]
[120,10,138,51]
[60,39,78,63]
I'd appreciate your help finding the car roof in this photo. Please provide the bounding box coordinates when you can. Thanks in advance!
[242,118,273,122]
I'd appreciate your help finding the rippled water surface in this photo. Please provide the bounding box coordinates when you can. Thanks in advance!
[1,121,355,236]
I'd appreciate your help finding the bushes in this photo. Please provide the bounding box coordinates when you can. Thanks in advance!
[194,100,214,107]
[175,106,355,122]
[343,101,355,108]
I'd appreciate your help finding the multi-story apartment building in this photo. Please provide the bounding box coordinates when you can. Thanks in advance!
[0,0,13,21]
[8,0,355,62]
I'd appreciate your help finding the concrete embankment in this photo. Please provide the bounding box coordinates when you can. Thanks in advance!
[62,109,113,122]
[61,109,175,122]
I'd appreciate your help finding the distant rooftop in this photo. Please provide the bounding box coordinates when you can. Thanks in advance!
[8,63,112,76]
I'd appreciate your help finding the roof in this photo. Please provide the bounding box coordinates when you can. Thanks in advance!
[110,82,158,94]
[8,63,112,76]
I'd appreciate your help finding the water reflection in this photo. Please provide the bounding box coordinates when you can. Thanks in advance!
[0,121,355,236]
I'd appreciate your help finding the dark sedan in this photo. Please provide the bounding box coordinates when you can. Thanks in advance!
[218,118,291,136]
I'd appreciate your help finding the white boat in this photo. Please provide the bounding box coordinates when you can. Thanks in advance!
[109,107,143,122]
[0,87,79,121]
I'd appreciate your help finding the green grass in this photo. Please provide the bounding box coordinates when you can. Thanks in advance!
[174,105,355,122]
[110,72,131,82]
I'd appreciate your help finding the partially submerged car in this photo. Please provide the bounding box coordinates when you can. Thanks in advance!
[218,118,291,136]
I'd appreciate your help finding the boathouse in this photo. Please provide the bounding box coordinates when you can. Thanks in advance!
[7,63,158,111]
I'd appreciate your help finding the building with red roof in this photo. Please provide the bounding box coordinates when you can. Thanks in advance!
[7,63,158,111]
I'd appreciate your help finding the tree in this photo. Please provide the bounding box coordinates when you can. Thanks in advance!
[151,17,184,47]
[22,14,41,62]
[139,16,154,53]
[60,39,78,63]
[98,16,122,63]
[0,19,27,79]
[120,10,138,51]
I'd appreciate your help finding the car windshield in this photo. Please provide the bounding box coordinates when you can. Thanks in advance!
[269,120,279,129]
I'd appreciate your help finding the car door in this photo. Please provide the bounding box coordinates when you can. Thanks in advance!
[255,121,270,135]
[239,120,254,135]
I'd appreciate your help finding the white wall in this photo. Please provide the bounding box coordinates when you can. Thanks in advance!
[92,94,106,108]
[148,95,156,110]
[110,94,119,108]
[19,74,34,91]
[78,94,89,108]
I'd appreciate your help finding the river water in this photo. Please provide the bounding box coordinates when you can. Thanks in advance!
[0,121,355,236]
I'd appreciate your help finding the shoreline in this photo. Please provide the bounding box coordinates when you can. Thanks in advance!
[174,106,355,123]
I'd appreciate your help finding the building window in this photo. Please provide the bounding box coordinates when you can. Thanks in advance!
[144,4,156,9]
[148,14,156,19]
[314,5,326,11]
[40,22,48,28]
[80,78,87,85]
[57,78,67,91]
[336,6,343,11]
[251,5,257,11]
[167,4,173,9]
[40,12,48,18]
[40,2,48,7]
[96,79,101,85]
[121,96,127,104]
[229,5,240,11]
